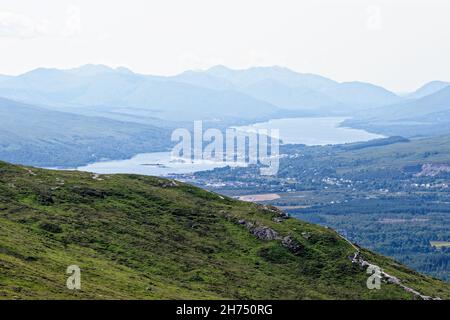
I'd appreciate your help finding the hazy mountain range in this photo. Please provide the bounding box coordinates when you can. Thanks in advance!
[0,64,405,120]
[406,81,450,100]
[1,64,450,166]
[0,65,279,122]
[345,84,450,137]
[1,64,447,121]
[177,65,402,112]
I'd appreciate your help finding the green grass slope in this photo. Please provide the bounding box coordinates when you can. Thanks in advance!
[0,161,449,300]
[0,97,171,167]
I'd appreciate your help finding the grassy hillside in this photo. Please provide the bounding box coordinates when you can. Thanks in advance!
[192,136,450,281]
[0,97,171,167]
[0,161,449,299]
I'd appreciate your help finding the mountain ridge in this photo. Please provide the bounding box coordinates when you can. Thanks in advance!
[344,85,450,137]
[407,81,450,100]
[0,65,282,121]
[192,65,402,111]
[0,64,410,119]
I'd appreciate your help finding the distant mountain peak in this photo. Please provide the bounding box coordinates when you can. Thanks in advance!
[65,64,116,76]
[20,67,66,77]
[115,66,135,74]
[408,80,450,99]
[426,80,449,86]
[205,64,236,77]
[207,64,232,71]
[205,65,297,76]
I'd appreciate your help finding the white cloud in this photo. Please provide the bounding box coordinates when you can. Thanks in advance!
[0,11,48,39]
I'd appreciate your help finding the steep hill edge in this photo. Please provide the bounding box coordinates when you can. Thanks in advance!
[0,161,449,300]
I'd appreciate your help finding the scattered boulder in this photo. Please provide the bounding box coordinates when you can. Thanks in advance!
[349,247,441,300]
[282,236,304,255]
[159,180,178,188]
[238,219,280,241]
[237,219,303,255]
[251,226,280,241]
[301,232,312,240]
[257,204,289,220]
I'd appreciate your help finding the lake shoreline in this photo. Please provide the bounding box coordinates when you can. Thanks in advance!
[68,117,385,177]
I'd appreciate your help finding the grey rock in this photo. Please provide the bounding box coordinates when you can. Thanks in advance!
[282,236,304,255]
[251,226,280,241]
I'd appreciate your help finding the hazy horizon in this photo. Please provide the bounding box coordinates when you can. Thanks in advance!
[0,63,446,94]
[1,0,450,92]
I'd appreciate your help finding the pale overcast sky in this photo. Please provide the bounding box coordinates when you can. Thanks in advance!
[0,0,449,92]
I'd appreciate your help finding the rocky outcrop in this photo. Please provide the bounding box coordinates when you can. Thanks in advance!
[256,204,289,220]
[238,219,304,255]
[252,226,280,241]
[350,247,441,300]
[238,220,280,241]
[255,204,290,224]
[159,180,179,188]
[239,220,442,299]
[282,236,304,255]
